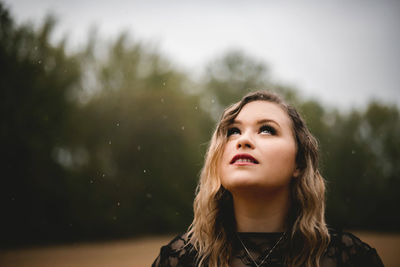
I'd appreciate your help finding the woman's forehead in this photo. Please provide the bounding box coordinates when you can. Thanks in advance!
[234,101,291,126]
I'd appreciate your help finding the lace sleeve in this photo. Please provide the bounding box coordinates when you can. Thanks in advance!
[327,231,384,267]
[152,233,197,267]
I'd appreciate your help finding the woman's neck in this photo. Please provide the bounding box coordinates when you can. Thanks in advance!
[232,188,290,233]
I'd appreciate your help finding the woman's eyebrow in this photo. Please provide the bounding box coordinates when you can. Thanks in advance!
[256,119,281,128]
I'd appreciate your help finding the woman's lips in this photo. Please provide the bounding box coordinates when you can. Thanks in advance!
[230,153,259,164]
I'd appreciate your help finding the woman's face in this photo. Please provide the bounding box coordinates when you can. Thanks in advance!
[220,101,299,194]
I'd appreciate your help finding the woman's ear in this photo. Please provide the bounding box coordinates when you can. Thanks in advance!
[293,167,301,178]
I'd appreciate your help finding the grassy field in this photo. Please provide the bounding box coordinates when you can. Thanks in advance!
[0,232,399,267]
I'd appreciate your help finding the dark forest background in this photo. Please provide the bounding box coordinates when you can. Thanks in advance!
[1,3,399,248]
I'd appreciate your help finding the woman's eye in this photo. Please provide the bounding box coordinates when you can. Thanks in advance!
[259,125,276,135]
[227,127,240,137]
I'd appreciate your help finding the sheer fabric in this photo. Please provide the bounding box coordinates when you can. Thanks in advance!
[152,230,384,267]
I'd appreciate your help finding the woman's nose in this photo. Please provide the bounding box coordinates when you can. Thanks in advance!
[236,132,254,149]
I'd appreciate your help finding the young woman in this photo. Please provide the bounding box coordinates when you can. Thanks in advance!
[152,91,384,267]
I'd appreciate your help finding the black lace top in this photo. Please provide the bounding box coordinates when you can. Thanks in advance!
[152,230,384,267]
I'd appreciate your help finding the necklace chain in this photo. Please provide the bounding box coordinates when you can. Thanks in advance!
[236,232,286,267]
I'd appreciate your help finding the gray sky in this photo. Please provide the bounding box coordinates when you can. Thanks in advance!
[4,0,400,108]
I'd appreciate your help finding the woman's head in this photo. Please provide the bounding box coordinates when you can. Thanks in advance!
[189,90,329,267]
[202,91,321,199]
[219,98,299,197]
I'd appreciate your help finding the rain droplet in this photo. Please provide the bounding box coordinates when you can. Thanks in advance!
[143,169,147,173]
[117,202,121,206]
[90,180,94,184]
[116,123,120,126]
[146,193,152,198]
[102,174,106,178]
[351,150,356,154]
[38,60,42,64]
[194,106,198,110]
[162,82,166,86]
[161,98,164,103]
[211,99,215,103]
[137,145,141,151]
[34,46,38,50]
[181,126,185,130]
[108,141,112,145]
[175,212,180,216]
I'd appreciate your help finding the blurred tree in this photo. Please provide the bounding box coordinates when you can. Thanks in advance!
[202,50,301,120]
[204,50,270,106]
[58,31,214,239]
[303,102,400,231]
[0,3,81,247]
[0,2,214,247]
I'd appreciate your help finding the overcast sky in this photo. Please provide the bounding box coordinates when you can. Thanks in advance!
[4,0,400,109]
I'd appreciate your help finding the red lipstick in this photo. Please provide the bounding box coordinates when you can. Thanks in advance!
[230,153,259,164]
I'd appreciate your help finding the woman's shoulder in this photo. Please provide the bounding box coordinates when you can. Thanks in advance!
[152,232,197,267]
[325,229,384,266]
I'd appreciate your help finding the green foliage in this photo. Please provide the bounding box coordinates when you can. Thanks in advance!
[1,2,399,248]
[62,37,214,237]
[204,50,271,106]
[298,100,400,230]
[321,103,400,230]
[201,50,299,120]
[0,3,81,246]
[1,3,214,247]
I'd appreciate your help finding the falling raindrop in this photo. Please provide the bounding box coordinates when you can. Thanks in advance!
[102,174,106,178]
[146,193,152,198]
[117,202,121,207]
[38,60,42,64]
[162,82,166,86]
[137,145,141,151]
[194,106,198,110]
[143,169,147,173]
[108,141,112,145]
[351,150,356,154]
[90,180,94,184]
[116,123,120,127]
[161,98,164,103]
[181,126,185,130]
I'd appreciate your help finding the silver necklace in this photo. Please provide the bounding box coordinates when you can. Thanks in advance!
[236,232,286,267]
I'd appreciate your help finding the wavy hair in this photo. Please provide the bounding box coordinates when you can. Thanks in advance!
[187,90,330,267]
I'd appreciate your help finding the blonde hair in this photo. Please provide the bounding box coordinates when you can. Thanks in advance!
[187,90,330,267]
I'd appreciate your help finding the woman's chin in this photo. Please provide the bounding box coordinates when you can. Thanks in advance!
[223,178,264,192]
[222,177,289,195]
